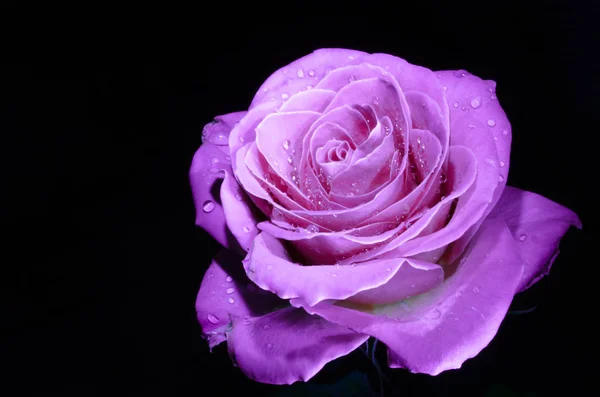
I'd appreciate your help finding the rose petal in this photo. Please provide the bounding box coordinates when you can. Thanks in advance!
[244,231,443,306]
[201,111,247,146]
[251,48,368,109]
[293,218,524,375]
[488,186,581,292]
[189,142,239,251]
[195,249,283,349]
[277,88,337,113]
[227,307,368,385]
[435,70,511,263]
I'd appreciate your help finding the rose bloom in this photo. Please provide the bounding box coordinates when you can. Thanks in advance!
[190,48,580,384]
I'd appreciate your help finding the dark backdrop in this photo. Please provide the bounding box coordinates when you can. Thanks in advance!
[1,2,596,396]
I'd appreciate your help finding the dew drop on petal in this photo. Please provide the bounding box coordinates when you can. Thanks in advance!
[519,234,527,242]
[263,324,270,330]
[225,276,233,282]
[348,75,356,82]
[242,226,251,233]
[487,119,496,127]
[306,224,319,233]
[202,200,215,213]
[499,161,506,167]
[430,309,442,319]
[472,286,480,293]
[226,287,235,295]
[470,96,482,109]
[308,69,316,77]
[468,124,476,129]
[227,297,235,304]
[373,96,380,105]
[498,175,505,182]
[281,92,289,100]
[502,129,509,136]
[386,267,392,272]
[282,139,290,150]
[297,68,304,78]
[211,157,219,164]
[306,85,313,90]
[453,102,459,108]
[267,265,273,271]
[207,314,219,324]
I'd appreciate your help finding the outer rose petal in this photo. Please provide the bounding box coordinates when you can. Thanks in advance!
[201,111,247,145]
[293,218,524,375]
[435,70,512,263]
[227,307,369,385]
[245,231,443,306]
[195,249,282,349]
[196,250,368,385]
[189,141,238,250]
[488,186,581,292]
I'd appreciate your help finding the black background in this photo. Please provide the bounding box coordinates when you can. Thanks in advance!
[1,2,596,396]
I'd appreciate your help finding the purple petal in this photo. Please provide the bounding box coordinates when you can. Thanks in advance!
[201,111,247,145]
[195,249,283,349]
[293,218,524,375]
[227,307,369,385]
[435,70,511,263]
[189,141,239,250]
[277,88,337,113]
[244,231,443,306]
[488,186,581,292]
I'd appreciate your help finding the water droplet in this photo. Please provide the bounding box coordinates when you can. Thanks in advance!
[243,317,251,325]
[226,287,235,294]
[453,102,459,108]
[454,70,468,78]
[437,74,442,78]
[470,96,481,109]
[296,68,304,78]
[287,156,293,164]
[502,129,508,136]
[308,69,316,77]
[202,200,215,213]
[490,95,497,101]
[386,267,392,272]
[430,309,442,319]
[306,224,319,233]
[282,139,290,150]
[373,96,380,105]
[267,265,273,271]
[225,276,233,282]
[235,193,243,201]
[306,85,313,90]
[330,273,337,277]
[499,161,506,168]
[239,136,245,143]
[264,324,271,330]
[348,75,356,82]
[468,124,476,129]
[208,167,219,174]
[498,175,505,182]
[227,297,235,304]
[493,136,498,141]
[487,119,496,127]
[207,314,219,324]
[211,157,219,164]
[470,306,478,312]
[519,234,527,242]
[242,226,251,233]
[410,283,416,288]
[225,155,231,161]
[484,158,497,167]
[281,92,289,100]
[472,286,480,293]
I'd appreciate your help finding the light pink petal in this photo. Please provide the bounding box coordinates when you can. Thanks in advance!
[251,48,368,109]
[339,145,477,265]
[229,101,277,173]
[244,231,442,306]
[293,218,524,375]
[277,88,337,113]
[434,70,511,263]
[365,52,450,133]
[227,307,368,385]
[488,186,581,292]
